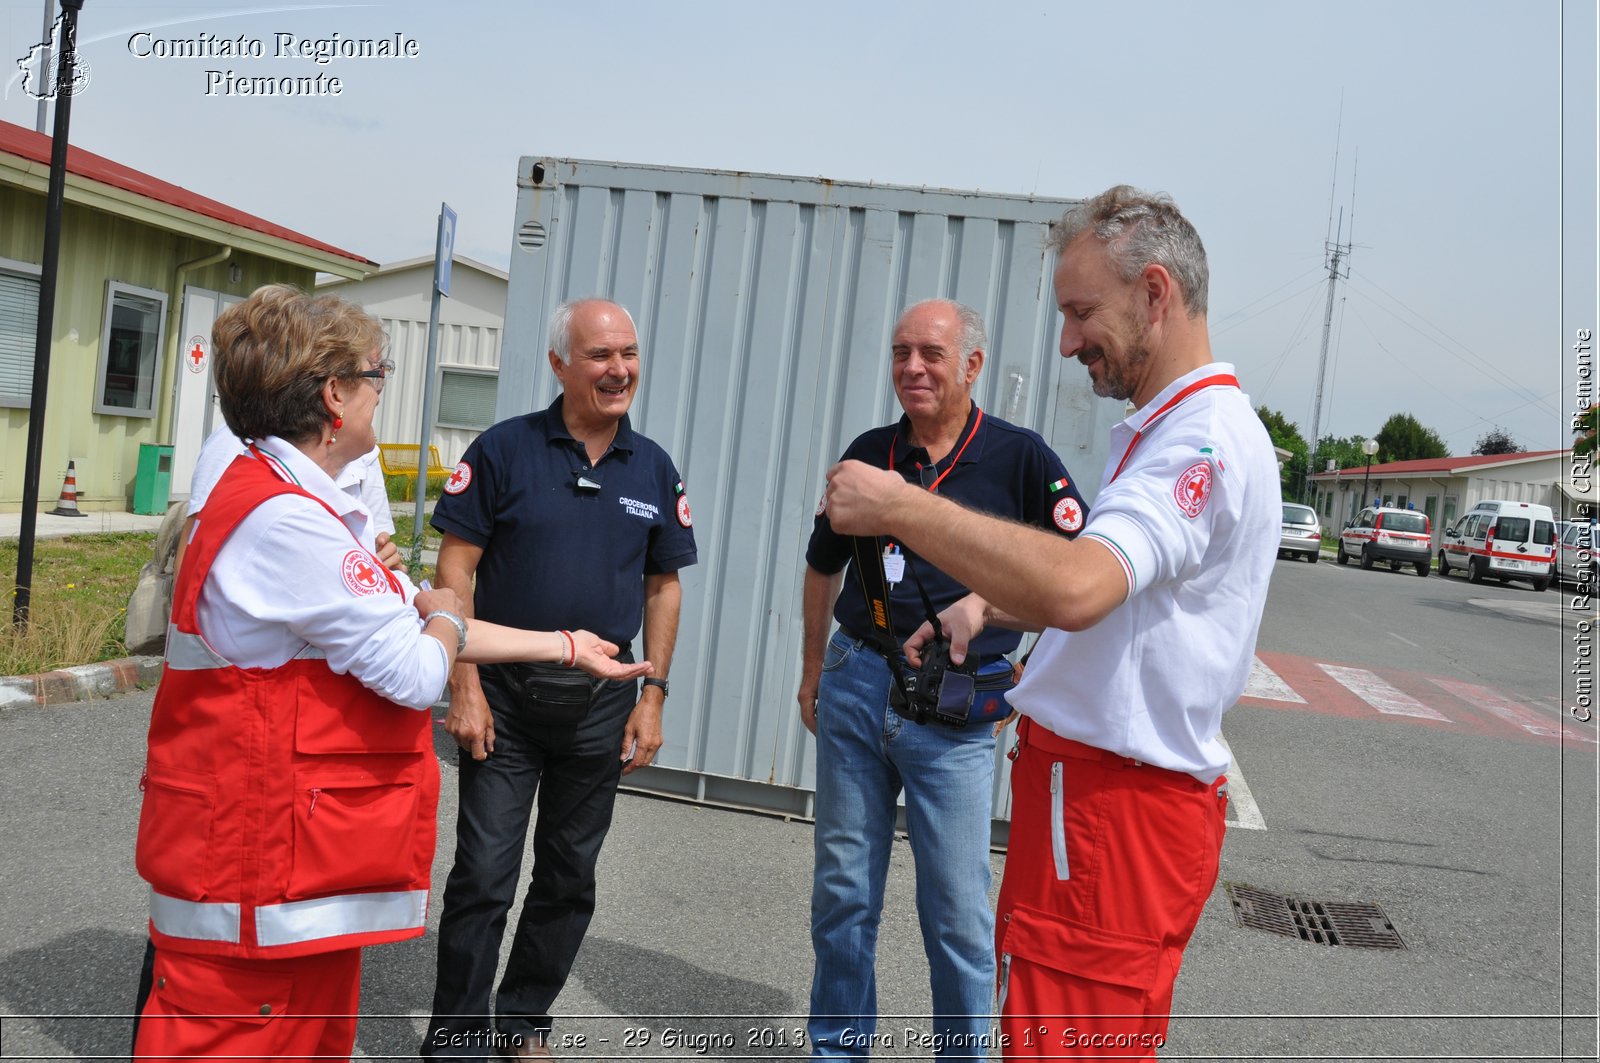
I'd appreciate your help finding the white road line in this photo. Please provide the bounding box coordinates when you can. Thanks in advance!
[1318,663,1452,722]
[1217,734,1266,831]
[1388,632,1421,649]
[1242,655,1305,703]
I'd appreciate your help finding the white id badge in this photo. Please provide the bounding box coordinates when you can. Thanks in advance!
[882,545,905,585]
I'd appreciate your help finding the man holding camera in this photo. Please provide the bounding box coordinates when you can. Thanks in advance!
[424,298,696,1061]
[824,187,1279,1057]
[799,298,1087,1059]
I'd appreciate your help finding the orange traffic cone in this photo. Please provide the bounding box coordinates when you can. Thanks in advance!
[49,460,87,517]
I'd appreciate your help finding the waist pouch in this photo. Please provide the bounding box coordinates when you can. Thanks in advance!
[967,660,1018,726]
[489,663,601,726]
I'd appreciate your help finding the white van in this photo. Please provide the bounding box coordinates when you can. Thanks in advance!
[1437,499,1557,591]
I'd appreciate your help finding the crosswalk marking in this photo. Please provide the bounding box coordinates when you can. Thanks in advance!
[1243,656,1305,703]
[1431,679,1598,744]
[1317,663,1453,722]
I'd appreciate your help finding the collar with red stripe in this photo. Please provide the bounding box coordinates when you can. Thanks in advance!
[1109,373,1240,483]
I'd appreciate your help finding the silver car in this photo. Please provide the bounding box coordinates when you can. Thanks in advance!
[1556,520,1596,586]
[1279,502,1322,562]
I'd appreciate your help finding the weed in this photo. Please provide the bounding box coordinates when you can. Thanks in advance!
[0,533,154,673]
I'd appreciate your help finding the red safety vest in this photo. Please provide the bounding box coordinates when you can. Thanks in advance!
[135,454,439,960]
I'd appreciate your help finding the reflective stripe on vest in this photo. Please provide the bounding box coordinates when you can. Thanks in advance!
[151,888,428,949]
[150,890,241,943]
[256,889,428,948]
[163,627,231,671]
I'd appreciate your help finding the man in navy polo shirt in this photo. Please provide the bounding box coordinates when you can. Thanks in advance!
[798,298,1086,1059]
[423,298,696,1061]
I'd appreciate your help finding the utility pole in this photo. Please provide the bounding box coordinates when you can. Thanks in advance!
[15,0,85,630]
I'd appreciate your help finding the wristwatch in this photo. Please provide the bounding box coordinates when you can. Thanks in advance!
[642,677,669,698]
[426,609,468,654]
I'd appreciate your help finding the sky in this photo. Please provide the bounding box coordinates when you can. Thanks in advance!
[1,0,1593,458]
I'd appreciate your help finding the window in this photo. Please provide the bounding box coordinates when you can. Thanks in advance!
[435,366,498,430]
[1382,512,1428,535]
[0,259,42,408]
[94,282,168,417]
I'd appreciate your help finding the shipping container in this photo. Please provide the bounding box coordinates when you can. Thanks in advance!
[499,156,1120,831]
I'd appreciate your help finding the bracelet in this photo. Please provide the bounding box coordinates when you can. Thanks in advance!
[642,677,669,698]
[559,629,576,668]
[426,609,468,654]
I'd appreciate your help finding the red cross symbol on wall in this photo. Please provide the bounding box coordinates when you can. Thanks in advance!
[188,342,205,368]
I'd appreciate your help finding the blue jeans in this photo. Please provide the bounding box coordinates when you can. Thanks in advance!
[809,631,998,1060]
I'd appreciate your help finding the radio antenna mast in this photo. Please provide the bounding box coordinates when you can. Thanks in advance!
[1306,117,1355,502]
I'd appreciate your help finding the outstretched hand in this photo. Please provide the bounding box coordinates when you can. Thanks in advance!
[570,629,652,682]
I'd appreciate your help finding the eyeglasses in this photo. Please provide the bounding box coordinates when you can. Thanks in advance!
[355,358,395,392]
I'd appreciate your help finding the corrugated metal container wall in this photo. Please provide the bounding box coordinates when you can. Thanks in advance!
[498,157,1119,825]
[371,317,502,467]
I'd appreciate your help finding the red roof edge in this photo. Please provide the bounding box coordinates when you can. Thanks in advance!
[1309,448,1569,479]
[0,119,373,267]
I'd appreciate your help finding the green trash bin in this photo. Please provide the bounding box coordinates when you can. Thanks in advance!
[133,443,174,514]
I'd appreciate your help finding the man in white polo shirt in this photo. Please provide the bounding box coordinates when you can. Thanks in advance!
[823,185,1277,1059]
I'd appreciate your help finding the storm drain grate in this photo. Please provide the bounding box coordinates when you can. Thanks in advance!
[1223,882,1406,949]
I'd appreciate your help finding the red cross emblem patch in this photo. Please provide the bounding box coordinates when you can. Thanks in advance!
[444,461,472,496]
[1052,496,1084,533]
[1174,460,1212,519]
[676,494,693,528]
[341,550,387,596]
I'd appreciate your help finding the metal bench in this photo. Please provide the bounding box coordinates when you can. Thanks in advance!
[378,443,449,500]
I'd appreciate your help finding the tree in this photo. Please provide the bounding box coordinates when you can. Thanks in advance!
[1575,407,1597,456]
[1472,426,1523,456]
[1257,406,1308,495]
[1316,434,1375,470]
[1375,413,1449,463]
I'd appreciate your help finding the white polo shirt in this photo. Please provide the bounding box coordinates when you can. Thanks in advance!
[189,426,393,538]
[192,437,448,710]
[1007,362,1279,782]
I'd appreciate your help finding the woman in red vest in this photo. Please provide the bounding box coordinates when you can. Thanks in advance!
[131,284,649,1062]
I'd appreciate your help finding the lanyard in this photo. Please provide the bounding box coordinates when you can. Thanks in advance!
[1108,375,1239,483]
[889,406,985,494]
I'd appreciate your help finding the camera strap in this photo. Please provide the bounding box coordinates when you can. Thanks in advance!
[849,534,914,697]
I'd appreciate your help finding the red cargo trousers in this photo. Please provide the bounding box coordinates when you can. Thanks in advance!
[996,717,1228,1060]
[133,946,362,1061]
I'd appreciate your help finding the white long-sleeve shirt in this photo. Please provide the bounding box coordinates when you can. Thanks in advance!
[192,437,448,710]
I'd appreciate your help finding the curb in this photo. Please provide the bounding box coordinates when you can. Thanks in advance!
[0,656,163,710]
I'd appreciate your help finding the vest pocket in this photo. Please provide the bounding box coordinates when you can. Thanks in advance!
[135,764,216,900]
[287,769,419,900]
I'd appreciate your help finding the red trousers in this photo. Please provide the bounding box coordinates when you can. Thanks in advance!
[996,718,1227,1060]
[133,946,362,1062]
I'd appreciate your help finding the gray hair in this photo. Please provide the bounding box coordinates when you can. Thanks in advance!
[901,298,988,359]
[548,298,638,363]
[1047,185,1209,317]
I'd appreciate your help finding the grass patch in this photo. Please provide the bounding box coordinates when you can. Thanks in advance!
[0,532,155,674]
[384,472,449,503]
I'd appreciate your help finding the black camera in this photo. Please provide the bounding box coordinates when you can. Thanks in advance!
[889,635,976,727]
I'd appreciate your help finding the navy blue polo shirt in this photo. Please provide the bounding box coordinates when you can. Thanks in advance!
[431,395,698,645]
[806,402,1087,661]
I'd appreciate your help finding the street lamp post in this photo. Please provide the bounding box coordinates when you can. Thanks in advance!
[1360,438,1380,511]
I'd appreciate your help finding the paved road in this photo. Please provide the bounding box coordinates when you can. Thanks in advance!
[0,557,1595,1060]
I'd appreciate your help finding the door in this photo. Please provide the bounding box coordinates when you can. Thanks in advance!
[170,287,242,499]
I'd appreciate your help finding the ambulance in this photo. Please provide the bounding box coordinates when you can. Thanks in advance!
[1436,499,1557,591]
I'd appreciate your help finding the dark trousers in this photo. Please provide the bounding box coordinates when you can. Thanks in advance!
[423,669,636,1061]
